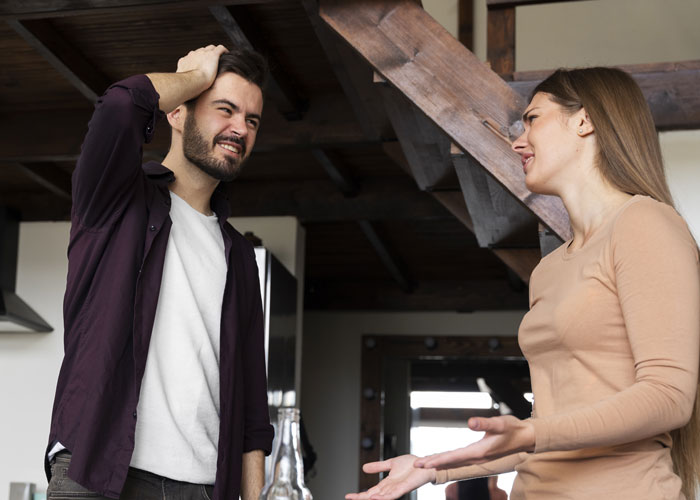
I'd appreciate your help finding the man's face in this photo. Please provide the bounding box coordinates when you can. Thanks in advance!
[182,72,263,182]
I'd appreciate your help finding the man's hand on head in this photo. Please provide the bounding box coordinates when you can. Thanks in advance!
[146,44,229,113]
[176,44,229,90]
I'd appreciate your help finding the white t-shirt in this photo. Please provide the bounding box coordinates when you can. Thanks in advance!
[129,190,227,484]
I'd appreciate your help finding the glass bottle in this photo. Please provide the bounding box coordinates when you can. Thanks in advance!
[260,407,313,500]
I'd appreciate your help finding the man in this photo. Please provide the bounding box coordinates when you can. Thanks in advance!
[45,45,274,500]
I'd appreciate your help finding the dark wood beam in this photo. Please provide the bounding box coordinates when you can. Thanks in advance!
[0,193,72,221]
[379,84,458,191]
[6,18,111,102]
[225,177,452,222]
[0,0,277,20]
[382,141,541,283]
[320,0,572,241]
[451,145,539,248]
[508,61,700,130]
[310,148,359,196]
[459,0,474,50]
[11,162,72,201]
[208,5,308,120]
[301,0,391,141]
[305,279,528,311]
[487,0,588,8]
[0,96,372,162]
[357,220,413,293]
[486,6,515,75]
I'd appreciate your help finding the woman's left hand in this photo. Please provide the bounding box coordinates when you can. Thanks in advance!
[414,415,535,470]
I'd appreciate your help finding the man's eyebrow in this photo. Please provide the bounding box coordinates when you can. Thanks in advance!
[213,99,238,110]
[213,99,261,122]
[522,107,540,122]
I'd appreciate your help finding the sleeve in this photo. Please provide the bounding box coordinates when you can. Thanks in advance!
[531,200,700,453]
[241,242,275,455]
[433,453,526,484]
[71,75,163,229]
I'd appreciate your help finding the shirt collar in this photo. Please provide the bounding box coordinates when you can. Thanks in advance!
[142,161,231,221]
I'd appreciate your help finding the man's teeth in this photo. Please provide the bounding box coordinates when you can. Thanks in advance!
[219,143,240,153]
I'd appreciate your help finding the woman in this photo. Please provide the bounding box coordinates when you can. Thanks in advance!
[346,68,700,500]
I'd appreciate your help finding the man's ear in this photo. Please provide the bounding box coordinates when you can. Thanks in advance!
[167,104,186,133]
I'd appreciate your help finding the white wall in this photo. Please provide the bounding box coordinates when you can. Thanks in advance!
[300,311,525,500]
[0,217,303,499]
[0,222,68,499]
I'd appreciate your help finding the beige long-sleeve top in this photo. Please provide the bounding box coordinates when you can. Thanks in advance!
[435,196,700,499]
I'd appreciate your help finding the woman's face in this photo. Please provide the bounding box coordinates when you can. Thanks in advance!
[511,92,586,196]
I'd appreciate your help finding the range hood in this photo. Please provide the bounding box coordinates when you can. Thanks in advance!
[0,207,53,333]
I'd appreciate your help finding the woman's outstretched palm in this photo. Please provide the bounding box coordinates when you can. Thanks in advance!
[345,454,435,500]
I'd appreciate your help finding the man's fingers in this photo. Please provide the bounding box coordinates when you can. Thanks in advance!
[363,459,393,474]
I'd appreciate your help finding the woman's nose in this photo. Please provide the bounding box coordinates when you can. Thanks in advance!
[511,130,527,153]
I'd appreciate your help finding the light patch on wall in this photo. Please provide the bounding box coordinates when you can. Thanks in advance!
[410,390,493,409]
[516,0,700,71]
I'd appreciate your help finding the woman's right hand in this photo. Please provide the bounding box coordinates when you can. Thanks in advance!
[345,454,436,500]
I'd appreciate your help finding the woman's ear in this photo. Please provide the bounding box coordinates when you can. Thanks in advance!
[167,105,186,133]
[575,108,594,137]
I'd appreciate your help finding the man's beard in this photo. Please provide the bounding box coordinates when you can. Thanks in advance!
[182,112,247,182]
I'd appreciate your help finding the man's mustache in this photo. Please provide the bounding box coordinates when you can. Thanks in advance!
[213,134,246,157]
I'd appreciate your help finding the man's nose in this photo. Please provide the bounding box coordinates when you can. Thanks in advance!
[229,115,248,137]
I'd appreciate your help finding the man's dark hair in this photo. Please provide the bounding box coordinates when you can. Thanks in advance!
[184,48,269,110]
[217,48,269,91]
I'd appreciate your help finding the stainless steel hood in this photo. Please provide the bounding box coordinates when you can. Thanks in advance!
[0,207,52,333]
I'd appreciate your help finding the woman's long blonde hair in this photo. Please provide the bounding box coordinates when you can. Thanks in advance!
[534,67,700,499]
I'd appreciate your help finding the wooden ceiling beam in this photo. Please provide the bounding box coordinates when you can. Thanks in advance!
[310,148,359,196]
[305,278,528,311]
[0,97,373,162]
[0,0,277,20]
[225,177,453,222]
[357,220,414,293]
[11,162,72,201]
[319,0,572,241]
[508,61,700,130]
[6,18,111,102]
[208,5,308,120]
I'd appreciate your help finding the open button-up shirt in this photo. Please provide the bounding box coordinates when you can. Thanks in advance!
[45,75,273,500]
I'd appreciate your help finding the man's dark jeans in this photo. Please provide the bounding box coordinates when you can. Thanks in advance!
[47,452,215,500]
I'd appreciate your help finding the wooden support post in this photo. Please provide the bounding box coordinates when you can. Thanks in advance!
[486,6,515,75]
[459,0,475,50]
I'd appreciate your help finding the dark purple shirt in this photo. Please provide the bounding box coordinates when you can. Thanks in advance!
[45,75,273,499]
